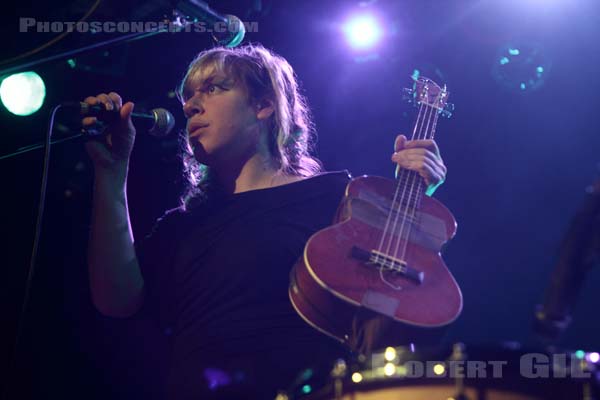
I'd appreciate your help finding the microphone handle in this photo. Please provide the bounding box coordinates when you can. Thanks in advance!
[74,103,158,137]
[76,102,158,132]
[131,111,155,121]
[65,102,174,137]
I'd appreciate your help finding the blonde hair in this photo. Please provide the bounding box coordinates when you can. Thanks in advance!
[177,43,322,208]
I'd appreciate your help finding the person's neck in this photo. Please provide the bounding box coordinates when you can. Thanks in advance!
[214,153,298,194]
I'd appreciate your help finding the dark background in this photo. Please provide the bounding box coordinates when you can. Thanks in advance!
[1,0,599,398]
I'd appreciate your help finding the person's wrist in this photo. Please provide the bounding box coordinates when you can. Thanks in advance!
[93,162,129,192]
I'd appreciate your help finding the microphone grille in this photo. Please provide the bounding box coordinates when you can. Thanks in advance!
[149,108,176,137]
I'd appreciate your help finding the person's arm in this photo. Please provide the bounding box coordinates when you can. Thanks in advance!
[84,92,144,318]
[88,170,144,317]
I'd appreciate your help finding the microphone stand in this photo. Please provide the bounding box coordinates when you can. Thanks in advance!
[0,18,184,159]
[0,1,246,77]
[2,3,243,396]
[0,28,168,77]
[0,18,179,400]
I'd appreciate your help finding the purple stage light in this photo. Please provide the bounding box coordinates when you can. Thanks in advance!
[343,14,382,49]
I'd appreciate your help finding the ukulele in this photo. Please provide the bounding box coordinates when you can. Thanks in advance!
[289,77,462,351]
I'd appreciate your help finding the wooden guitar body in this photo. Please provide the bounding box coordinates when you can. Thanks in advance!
[290,175,462,350]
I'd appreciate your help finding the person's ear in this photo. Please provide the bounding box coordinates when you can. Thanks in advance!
[256,98,275,121]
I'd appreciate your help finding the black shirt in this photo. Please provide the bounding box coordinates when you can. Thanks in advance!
[136,171,351,399]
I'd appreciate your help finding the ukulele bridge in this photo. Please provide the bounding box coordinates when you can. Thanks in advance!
[351,246,424,284]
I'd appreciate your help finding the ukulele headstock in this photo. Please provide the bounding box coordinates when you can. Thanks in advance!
[403,77,454,118]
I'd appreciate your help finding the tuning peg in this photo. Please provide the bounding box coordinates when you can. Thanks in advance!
[441,103,455,118]
[402,88,417,107]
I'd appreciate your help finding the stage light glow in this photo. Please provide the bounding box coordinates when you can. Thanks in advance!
[384,347,397,361]
[492,43,551,93]
[351,372,363,383]
[0,71,46,116]
[383,362,396,376]
[343,14,382,49]
[433,363,446,375]
[588,352,600,363]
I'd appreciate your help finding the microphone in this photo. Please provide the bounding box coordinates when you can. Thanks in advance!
[65,102,176,138]
[174,0,246,47]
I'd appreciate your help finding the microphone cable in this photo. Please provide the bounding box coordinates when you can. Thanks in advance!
[1,104,61,400]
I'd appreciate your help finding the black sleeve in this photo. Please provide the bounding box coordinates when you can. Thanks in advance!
[134,207,182,330]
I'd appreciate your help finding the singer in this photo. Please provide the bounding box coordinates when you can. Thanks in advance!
[84,43,447,399]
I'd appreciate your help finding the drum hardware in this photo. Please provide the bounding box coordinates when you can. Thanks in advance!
[282,343,600,400]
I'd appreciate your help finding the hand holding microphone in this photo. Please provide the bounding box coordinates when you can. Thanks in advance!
[78,92,176,176]
[81,92,139,177]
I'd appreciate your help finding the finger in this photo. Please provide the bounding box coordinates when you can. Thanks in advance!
[392,148,440,165]
[120,101,134,120]
[399,159,435,184]
[417,156,446,180]
[414,161,442,186]
[83,96,99,106]
[404,139,441,157]
[392,154,444,184]
[82,116,98,126]
[396,155,436,173]
[108,92,123,110]
[394,134,407,152]
[96,93,114,111]
[424,167,444,187]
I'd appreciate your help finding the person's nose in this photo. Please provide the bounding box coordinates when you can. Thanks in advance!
[183,94,204,118]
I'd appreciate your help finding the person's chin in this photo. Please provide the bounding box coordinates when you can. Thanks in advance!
[191,142,209,164]
[192,143,224,168]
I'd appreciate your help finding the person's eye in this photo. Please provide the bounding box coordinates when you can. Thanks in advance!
[206,84,219,94]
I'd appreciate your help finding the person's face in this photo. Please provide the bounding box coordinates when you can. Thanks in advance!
[182,65,267,168]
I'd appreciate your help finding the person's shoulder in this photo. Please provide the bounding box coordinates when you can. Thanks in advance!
[280,170,350,202]
[305,170,352,192]
[308,170,352,184]
[315,169,353,179]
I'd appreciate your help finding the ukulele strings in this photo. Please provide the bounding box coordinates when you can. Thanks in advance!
[383,98,433,286]
[376,94,430,290]
[374,99,425,268]
[394,88,442,262]
[377,79,443,289]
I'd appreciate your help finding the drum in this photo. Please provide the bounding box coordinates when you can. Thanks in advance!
[281,343,599,400]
